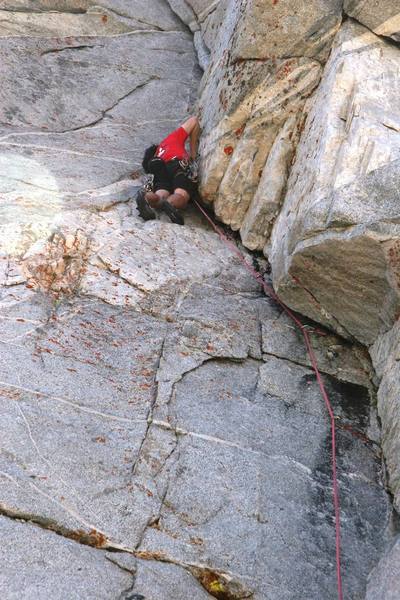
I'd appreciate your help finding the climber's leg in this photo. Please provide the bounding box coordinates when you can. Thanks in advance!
[168,189,190,210]
[145,190,170,208]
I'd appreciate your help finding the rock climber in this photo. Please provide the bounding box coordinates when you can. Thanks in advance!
[136,115,200,226]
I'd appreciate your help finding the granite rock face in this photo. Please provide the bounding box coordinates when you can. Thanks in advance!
[194,12,400,596]
[166,0,228,69]
[0,0,200,260]
[197,0,343,241]
[0,2,397,599]
[0,517,135,600]
[0,198,392,598]
[239,116,300,251]
[270,21,400,346]
[366,536,400,600]
[370,320,400,510]
[0,516,213,600]
[0,204,392,598]
[0,0,184,33]
[344,0,400,42]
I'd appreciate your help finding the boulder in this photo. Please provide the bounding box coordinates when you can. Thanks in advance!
[270,21,400,345]
[344,0,400,42]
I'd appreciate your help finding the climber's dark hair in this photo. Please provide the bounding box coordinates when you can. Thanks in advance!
[142,144,158,173]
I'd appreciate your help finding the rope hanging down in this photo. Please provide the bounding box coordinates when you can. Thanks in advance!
[194,199,344,600]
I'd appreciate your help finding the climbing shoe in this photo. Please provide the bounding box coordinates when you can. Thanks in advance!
[135,189,156,221]
[160,199,184,226]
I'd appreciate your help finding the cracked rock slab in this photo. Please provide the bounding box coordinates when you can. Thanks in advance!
[0,0,185,33]
[0,299,168,547]
[262,309,373,388]
[0,8,132,37]
[131,558,214,600]
[141,354,391,599]
[0,5,395,599]
[0,514,217,599]
[0,225,392,598]
[82,218,243,316]
[0,516,136,600]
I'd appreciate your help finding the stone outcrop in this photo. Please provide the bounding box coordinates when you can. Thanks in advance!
[239,115,300,251]
[197,0,343,239]
[198,3,400,597]
[344,0,400,41]
[269,20,400,346]
[1,1,400,598]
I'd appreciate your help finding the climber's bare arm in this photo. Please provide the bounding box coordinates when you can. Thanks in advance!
[182,116,200,160]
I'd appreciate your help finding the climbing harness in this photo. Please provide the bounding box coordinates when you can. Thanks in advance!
[140,158,198,194]
[143,173,155,193]
[193,198,344,600]
[178,158,199,182]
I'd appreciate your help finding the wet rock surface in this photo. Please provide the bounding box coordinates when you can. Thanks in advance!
[0,1,398,599]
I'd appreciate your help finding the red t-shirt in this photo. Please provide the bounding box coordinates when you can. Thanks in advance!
[155,127,189,162]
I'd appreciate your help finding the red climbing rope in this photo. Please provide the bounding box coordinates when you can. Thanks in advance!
[194,199,344,600]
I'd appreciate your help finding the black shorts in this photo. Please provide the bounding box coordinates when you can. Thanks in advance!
[148,157,196,196]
